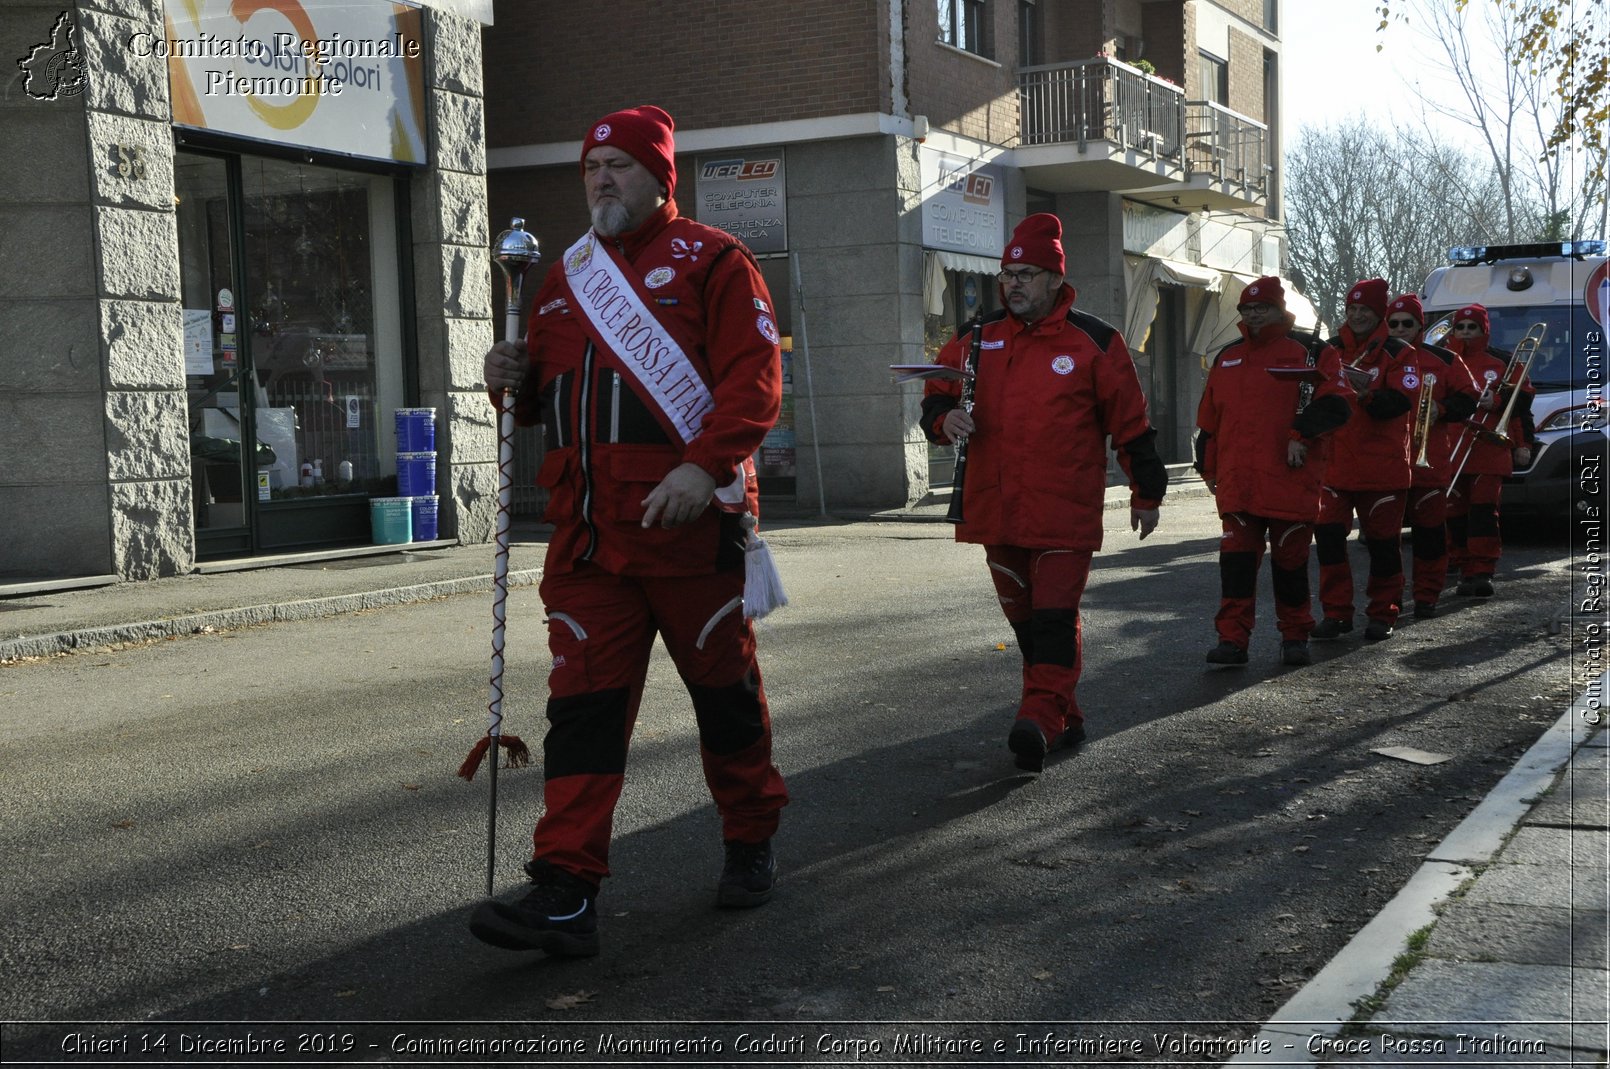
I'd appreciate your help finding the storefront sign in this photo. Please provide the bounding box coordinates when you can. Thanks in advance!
[158,0,427,165]
[919,149,1004,258]
[695,151,787,254]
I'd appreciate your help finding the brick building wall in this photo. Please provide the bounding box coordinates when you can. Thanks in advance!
[483,0,887,149]
[1142,2,1188,86]
[904,0,1020,144]
[1227,26,1267,124]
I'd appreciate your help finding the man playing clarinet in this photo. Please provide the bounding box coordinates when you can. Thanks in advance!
[920,214,1166,773]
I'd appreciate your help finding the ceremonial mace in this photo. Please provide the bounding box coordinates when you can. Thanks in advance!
[457,217,540,896]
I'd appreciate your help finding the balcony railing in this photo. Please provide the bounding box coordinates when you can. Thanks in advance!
[1017,57,1268,201]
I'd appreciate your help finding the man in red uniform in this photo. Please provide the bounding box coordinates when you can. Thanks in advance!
[1446,303,1535,596]
[1312,278,1418,642]
[1194,277,1350,667]
[472,105,788,957]
[921,214,1165,773]
[1384,294,1479,617]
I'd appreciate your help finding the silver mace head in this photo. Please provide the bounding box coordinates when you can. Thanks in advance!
[493,217,541,281]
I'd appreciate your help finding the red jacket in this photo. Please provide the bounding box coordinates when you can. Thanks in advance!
[1195,318,1350,522]
[1320,324,1417,492]
[921,285,1163,551]
[510,202,781,576]
[1450,338,1535,477]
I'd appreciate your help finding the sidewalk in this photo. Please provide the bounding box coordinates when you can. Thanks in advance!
[2,498,1604,1067]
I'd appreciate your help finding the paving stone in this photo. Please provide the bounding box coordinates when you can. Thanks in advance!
[1373,960,1607,1054]
[1425,900,1607,968]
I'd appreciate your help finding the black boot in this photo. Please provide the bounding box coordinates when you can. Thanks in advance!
[468,859,599,956]
[717,839,776,908]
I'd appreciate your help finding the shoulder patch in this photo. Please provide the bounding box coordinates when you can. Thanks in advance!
[1064,308,1118,351]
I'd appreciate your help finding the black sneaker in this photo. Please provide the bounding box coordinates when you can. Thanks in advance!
[1364,620,1394,641]
[1466,576,1494,597]
[717,839,776,908]
[1281,640,1312,666]
[1413,601,1437,619]
[1008,719,1049,772]
[1050,722,1086,752]
[1205,640,1249,666]
[1311,617,1352,640]
[468,859,599,956]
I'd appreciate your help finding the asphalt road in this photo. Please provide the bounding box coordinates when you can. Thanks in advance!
[0,495,1590,1064]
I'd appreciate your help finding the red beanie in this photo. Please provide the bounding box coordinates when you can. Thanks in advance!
[1238,276,1285,309]
[1002,213,1065,275]
[1455,304,1491,334]
[582,105,677,199]
[1346,278,1390,318]
[1388,293,1424,322]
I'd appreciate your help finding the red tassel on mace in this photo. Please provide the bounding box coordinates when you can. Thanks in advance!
[457,734,531,781]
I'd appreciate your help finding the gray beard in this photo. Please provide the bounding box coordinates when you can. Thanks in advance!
[591,202,630,237]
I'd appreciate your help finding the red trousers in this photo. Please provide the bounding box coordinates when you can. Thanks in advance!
[1215,512,1315,645]
[532,562,788,886]
[1447,473,1503,578]
[1406,486,1449,605]
[1315,488,1408,625]
[984,545,1092,741]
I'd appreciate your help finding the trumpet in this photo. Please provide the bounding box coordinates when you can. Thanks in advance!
[1449,321,1545,482]
[1411,372,1437,468]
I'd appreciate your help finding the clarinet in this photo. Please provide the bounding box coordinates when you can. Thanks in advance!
[945,314,985,524]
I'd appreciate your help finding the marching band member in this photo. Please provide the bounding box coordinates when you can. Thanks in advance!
[473,105,788,956]
[920,214,1166,772]
[1446,304,1535,596]
[1312,279,1418,642]
[1194,277,1350,668]
[1385,294,1479,618]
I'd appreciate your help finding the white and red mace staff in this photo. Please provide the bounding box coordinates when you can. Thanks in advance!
[458,217,540,895]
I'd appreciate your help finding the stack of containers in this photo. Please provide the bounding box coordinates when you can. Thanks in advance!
[395,407,438,541]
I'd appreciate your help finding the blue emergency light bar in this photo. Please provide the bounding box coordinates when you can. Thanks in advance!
[1448,239,1608,263]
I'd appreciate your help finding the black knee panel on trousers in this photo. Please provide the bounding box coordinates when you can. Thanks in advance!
[1219,551,1259,599]
[1446,513,1469,548]
[1314,523,1347,566]
[689,671,765,756]
[1029,609,1080,667]
[1411,524,1446,560]
[1270,563,1310,607]
[1365,537,1403,578]
[544,688,630,778]
[1010,621,1035,664]
[1468,503,1499,539]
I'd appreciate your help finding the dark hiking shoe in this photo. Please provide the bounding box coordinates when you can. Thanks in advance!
[1364,620,1394,641]
[1281,641,1312,666]
[1310,617,1353,640]
[1008,719,1049,773]
[1050,722,1086,753]
[1205,641,1249,666]
[468,859,599,956]
[1466,576,1495,597]
[1413,601,1437,619]
[717,839,776,908]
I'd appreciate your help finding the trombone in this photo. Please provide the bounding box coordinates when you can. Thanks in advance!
[1448,321,1545,482]
[1411,372,1437,468]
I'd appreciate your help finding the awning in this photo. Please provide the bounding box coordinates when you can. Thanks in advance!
[1153,258,1223,291]
[930,249,1003,276]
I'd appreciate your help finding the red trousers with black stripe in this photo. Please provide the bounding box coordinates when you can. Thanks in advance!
[1446,473,1503,579]
[1215,512,1315,645]
[1315,488,1408,625]
[533,562,788,886]
[984,545,1092,742]
[1406,486,1449,605]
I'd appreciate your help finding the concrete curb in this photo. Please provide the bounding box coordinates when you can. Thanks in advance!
[0,568,544,663]
[1224,671,1607,1066]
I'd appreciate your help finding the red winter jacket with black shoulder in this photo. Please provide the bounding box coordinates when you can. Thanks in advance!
[1318,323,1417,492]
[919,285,1165,551]
[507,201,782,577]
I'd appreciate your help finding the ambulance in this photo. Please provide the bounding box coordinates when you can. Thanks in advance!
[1420,239,1608,524]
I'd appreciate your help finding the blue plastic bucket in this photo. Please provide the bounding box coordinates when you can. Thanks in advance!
[397,451,436,496]
[369,497,413,545]
[395,407,436,452]
[410,495,439,541]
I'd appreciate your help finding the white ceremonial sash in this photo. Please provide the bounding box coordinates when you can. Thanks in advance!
[561,230,746,505]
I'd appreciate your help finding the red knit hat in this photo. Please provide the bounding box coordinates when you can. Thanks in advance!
[1002,213,1065,274]
[1346,278,1390,318]
[1455,304,1491,334]
[1388,293,1424,323]
[1238,276,1285,309]
[582,105,677,199]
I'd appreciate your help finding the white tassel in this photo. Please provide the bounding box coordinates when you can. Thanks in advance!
[741,515,788,619]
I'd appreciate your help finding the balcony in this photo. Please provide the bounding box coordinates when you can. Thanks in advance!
[1016,57,1268,210]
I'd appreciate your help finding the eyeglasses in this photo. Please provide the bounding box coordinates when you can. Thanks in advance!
[998,268,1044,286]
[1238,303,1275,315]
[1453,321,1483,331]
[1387,318,1419,328]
